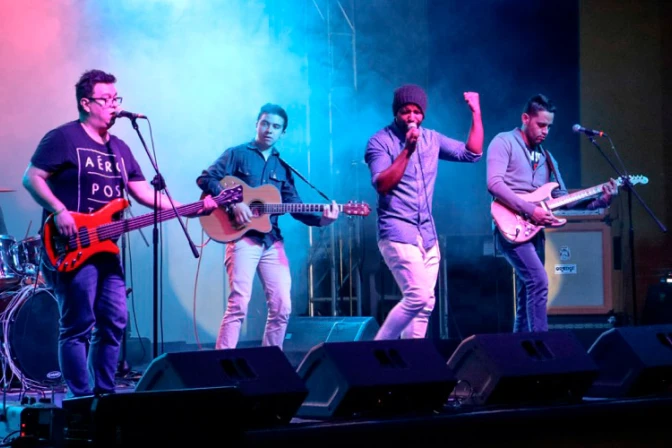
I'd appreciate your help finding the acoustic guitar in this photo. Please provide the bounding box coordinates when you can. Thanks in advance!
[199,176,371,243]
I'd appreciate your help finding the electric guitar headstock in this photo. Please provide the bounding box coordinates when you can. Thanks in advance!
[616,174,648,187]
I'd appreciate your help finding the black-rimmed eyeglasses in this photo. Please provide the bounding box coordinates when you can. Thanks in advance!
[87,97,123,107]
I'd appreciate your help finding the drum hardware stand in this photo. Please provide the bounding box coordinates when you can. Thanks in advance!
[23,220,32,241]
[1,353,8,415]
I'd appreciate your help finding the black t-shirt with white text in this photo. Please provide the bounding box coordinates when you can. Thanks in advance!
[30,120,145,226]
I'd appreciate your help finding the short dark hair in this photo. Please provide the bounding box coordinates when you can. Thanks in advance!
[257,103,288,131]
[523,94,556,116]
[76,69,116,114]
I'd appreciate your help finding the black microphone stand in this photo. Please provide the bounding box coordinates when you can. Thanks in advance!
[117,232,130,376]
[129,117,201,359]
[279,157,342,315]
[584,134,666,326]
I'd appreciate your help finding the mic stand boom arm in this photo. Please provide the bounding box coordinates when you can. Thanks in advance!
[585,135,666,326]
[129,117,200,360]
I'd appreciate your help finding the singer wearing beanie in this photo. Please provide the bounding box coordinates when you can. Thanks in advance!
[364,84,484,340]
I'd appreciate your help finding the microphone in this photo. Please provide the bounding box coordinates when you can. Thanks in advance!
[572,124,607,137]
[115,110,147,120]
[406,122,420,149]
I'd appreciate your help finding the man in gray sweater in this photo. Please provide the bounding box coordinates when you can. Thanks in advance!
[486,94,617,333]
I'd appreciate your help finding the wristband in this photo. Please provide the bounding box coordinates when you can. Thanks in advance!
[54,208,66,216]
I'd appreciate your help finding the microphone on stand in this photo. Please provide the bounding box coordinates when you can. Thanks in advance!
[115,110,147,120]
[572,124,607,137]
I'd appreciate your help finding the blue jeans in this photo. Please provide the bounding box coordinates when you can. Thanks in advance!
[42,253,127,397]
[495,229,549,333]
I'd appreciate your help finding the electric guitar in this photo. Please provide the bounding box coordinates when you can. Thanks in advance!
[199,176,371,243]
[492,174,648,243]
[43,185,243,273]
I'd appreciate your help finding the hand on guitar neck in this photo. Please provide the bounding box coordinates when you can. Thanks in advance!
[229,199,340,227]
[529,177,618,225]
[319,200,339,226]
[492,174,646,244]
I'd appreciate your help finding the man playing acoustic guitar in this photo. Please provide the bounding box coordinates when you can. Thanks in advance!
[196,103,339,350]
[486,94,618,333]
[22,69,219,397]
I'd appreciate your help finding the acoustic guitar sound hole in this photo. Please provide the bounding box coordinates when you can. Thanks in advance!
[250,201,263,217]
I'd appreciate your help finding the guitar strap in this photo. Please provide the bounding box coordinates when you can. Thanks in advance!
[541,146,560,184]
[277,156,332,202]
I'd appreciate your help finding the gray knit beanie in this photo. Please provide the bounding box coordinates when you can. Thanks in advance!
[392,84,427,116]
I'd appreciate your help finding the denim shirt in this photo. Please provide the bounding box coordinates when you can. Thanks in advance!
[196,141,322,247]
[364,121,482,250]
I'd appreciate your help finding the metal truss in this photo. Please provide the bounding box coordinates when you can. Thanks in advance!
[304,0,362,317]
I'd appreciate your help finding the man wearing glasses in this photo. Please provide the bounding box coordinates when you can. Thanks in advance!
[22,69,217,397]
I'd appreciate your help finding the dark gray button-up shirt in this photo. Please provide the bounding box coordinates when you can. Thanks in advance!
[197,141,322,247]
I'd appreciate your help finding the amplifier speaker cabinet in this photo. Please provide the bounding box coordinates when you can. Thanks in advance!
[544,221,613,315]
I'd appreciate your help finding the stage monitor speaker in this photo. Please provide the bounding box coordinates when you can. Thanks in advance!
[134,346,308,427]
[544,222,613,314]
[283,316,379,366]
[295,339,456,419]
[64,387,245,446]
[285,316,379,347]
[586,324,672,398]
[446,331,598,406]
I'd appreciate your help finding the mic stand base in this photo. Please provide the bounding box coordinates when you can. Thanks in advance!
[116,360,131,378]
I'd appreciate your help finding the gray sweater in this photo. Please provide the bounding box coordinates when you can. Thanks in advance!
[486,128,604,218]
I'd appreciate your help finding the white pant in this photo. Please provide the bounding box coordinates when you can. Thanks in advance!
[375,236,441,340]
[216,237,292,350]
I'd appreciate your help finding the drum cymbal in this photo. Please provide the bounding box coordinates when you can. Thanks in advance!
[0,188,15,192]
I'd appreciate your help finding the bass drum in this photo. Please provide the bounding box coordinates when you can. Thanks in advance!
[2,286,61,389]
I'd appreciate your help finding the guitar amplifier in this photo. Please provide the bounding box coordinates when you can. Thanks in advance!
[554,208,606,221]
[544,221,614,315]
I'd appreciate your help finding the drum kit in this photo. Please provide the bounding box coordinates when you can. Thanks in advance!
[0,187,62,391]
